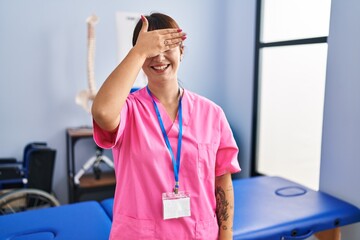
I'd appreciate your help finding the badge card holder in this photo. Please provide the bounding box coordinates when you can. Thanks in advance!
[162,191,191,220]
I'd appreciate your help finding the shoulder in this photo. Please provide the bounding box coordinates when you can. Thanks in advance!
[128,87,145,99]
[125,87,149,105]
[185,89,223,113]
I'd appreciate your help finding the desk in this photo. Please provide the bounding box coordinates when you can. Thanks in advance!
[66,127,115,203]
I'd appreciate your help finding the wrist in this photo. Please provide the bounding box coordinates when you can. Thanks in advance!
[219,226,233,240]
[130,46,147,61]
[219,236,232,240]
[219,233,233,240]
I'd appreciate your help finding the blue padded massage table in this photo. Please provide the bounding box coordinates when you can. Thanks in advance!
[232,176,360,239]
[0,176,359,240]
[100,197,114,221]
[0,201,111,240]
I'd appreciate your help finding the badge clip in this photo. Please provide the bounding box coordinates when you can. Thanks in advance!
[174,181,179,194]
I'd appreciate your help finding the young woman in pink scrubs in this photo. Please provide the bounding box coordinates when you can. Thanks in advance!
[92,13,241,240]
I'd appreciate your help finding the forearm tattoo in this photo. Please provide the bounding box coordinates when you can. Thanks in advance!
[215,186,230,230]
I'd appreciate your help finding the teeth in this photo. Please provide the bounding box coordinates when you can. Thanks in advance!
[153,65,168,70]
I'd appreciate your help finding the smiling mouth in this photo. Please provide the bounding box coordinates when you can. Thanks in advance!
[151,64,170,72]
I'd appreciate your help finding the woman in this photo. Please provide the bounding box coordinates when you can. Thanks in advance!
[92,13,240,240]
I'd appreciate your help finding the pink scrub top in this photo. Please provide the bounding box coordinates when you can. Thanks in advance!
[93,87,240,240]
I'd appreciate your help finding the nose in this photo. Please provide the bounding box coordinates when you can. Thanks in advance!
[153,53,165,62]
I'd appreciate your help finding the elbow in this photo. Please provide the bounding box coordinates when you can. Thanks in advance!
[91,104,120,132]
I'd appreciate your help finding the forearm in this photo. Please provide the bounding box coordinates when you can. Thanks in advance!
[92,47,146,131]
[215,173,234,240]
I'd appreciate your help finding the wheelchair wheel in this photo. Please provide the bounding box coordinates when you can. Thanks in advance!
[0,188,60,215]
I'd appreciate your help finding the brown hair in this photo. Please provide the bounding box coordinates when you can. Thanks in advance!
[132,13,180,47]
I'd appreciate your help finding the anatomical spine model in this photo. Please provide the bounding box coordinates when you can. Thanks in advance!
[76,14,99,113]
[74,15,114,185]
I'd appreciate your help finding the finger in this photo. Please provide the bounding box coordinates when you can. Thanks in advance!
[158,28,183,35]
[167,31,187,40]
[163,35,187,47]
[140,15,149,32]
[167,42,183,50]
[163,39,185,54]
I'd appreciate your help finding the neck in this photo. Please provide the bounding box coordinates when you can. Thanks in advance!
[147,81,181,105]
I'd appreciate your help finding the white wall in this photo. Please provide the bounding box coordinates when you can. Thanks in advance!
[320,0,360,238]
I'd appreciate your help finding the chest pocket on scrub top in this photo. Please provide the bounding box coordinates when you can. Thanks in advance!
[197,143,216,179]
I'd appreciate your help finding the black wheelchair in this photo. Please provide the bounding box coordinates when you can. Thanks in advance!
[0,142,60,215]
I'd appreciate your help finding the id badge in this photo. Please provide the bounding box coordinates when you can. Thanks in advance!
[162,191,191,220]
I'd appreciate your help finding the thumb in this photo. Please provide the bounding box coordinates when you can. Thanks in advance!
[140,15,148,32]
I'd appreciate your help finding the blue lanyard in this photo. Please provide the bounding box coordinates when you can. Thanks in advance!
[146,86,183,193]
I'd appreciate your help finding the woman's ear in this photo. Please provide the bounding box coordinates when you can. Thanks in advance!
[180,45,184,61]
